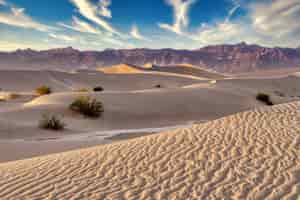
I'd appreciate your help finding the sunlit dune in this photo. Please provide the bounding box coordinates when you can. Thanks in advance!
[97,64,145,74]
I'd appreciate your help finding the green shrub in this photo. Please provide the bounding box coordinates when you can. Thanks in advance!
[39,114,65,131]
[36,86,52,96]
[69,96,104,118]
[256,93,273,106]
[93,86,104,92]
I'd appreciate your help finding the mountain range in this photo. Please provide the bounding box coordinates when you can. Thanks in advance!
[0,42,300,73]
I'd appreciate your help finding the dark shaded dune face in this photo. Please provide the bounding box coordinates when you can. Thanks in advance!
[143,64,226,79]
[0,70,201,92]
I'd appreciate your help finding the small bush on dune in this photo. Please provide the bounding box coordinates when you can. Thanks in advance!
[93,86,104,92]
[69,96,104,118]
[7,93,21,100]
[256,93,273,106]
[155,84,162,88]
[39,114,65,131]
[75,88,89,92]
[36,86,52,96]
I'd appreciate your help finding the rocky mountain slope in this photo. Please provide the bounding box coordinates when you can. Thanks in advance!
[0,42,300,73]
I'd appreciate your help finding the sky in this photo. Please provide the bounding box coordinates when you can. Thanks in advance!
[0,0,299,51]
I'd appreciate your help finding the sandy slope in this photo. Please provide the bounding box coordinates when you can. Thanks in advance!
[99,63,226,80]
[0,70,200,92]
[1,102,300,199]
[97,64,146,74]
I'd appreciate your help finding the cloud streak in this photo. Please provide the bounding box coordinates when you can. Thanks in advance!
[0,0,6,6]
[58,16,101,34]
[130,25,149,41]
[158,0,196,35]
[69,0,120,35]
[0,6,53,32]
[48,33,76,42]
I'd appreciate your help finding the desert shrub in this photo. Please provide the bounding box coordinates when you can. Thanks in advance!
[39,114,65,131]
[7,93,21,100]
[256,93,273,106]
[93,86,104,92]
[36,86,52,96]
[75,88,89,92]
[69,96,104,118]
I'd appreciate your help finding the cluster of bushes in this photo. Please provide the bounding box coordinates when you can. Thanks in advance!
[35,85,104,95]
[74,86,104,92]
[36,86,52,96]
[39,96,104,131]
[69,96,104,118]
[256,93,273,106]
[39,114,65,131]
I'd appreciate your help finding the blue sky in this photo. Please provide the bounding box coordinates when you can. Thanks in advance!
[0,0,299,51]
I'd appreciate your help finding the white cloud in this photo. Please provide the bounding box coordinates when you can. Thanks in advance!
[0,6,53,32]
[158,0,196,35]
[225,0,240,22]
[98,0,112,18]
[49,33,76,42]
[249,0,300,37]
[0,0,6,6]
[187,0,300,48]
[70,0,120,35]
[130,25,149,41]
[58,16,101,34]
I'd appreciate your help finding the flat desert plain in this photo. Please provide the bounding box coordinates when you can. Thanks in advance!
[1,67,300,199]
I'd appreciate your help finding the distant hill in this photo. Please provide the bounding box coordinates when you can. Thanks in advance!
[1,42,300,73]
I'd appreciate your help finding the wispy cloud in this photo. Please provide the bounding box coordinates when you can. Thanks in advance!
[189,0,300,47]
[98,0,112,18]
[58,16,101,34]
[48,33,76,42]
[69,0,120,35]
[0,0,6,6]
[250,0,300,37]
[130,25,149,41]
[158,0,196,35]
[0,6,53,32]
[225,0,240,22]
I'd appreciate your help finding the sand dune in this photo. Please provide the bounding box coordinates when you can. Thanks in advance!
[0,70,200,92]
[1,72,300,162]
[1,102,300,199]
[97,64,145,74]
[146,64,226,79]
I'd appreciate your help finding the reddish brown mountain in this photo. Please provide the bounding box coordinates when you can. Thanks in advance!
[0,43,299,73]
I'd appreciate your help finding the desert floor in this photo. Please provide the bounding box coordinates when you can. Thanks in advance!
[1,100,300,199]
[1,69,300,162]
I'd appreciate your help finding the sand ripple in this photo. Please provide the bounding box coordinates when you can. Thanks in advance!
[1,102,300,199]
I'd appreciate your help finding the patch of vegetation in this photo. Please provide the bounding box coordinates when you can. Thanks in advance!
[93,86,104,92]
[36,86,52,96]
[39,114,65,131]
[69,96,104,118]
[256,93,273,106]
[7,93,21,100]
[75,88,89,92]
